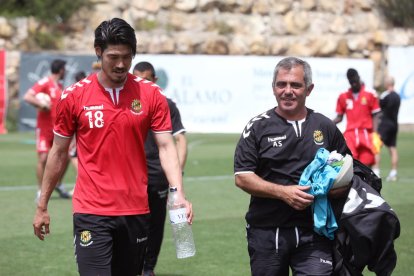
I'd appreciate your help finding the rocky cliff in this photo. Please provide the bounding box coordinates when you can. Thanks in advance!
[1,0,413,125]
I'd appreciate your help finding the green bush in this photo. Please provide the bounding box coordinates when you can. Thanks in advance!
[0,0,95,25]
[377,0,414,28]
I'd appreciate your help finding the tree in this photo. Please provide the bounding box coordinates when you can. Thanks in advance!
[0,0,95,25]
[377,0,414,28]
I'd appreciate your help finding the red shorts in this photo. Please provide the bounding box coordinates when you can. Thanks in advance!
[343,129,375,166]
[35,127,54,153]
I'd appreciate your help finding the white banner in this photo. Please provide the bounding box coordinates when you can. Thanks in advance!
[388,46,414,124]
[132,55,374,133]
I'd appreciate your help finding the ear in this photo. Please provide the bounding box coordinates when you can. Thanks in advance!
[306,84,314,96]
[95,47,102,59]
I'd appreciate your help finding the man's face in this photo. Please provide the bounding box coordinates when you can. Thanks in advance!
[59,67,66,80]
[348,75,361,93]
[272,66,313,119]
[133,69,156,82]
[96,44,133,86]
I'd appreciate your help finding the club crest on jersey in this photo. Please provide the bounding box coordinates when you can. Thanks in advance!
[313,130,324,145]
[130,99,142,115]
[79,230,93,247]
[361,96,367,105]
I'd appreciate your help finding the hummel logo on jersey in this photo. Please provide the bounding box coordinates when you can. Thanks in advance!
[137,236,148,243]
[83,104,104,111]
[268,135,286,147]
[61,91,69,99]
[62,79,92,100]
[243,112,270,139]
[320,258,332,266]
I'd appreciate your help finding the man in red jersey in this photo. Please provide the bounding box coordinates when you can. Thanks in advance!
[333,68,381,169]
[33,18,193,276]
[23,59,70,202]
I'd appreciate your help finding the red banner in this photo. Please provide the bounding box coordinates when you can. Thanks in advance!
[0,49,6,134]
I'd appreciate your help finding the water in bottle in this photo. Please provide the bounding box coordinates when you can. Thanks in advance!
[168,187,196,258]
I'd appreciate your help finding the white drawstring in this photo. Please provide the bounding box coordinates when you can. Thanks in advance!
[363,128,369,143]
[275,227,279,253]
[295,227,299,248]
[355,128,360,146]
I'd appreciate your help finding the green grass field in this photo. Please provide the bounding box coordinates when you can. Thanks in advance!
[0,131,413,275]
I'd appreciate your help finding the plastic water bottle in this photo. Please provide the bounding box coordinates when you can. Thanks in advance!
[167,187,196,258]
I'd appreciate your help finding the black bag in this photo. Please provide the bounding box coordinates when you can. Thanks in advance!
[352,159,382,194]
[332,159,399,276]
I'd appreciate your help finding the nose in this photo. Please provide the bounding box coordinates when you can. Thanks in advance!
[284,84,293,94]
[115,60,125,68]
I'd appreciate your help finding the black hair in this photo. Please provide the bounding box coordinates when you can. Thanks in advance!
[346,68,359,80]
[74,71,86,82]
[94,18,137,57]
[50,59,66,74]
[133,61,155,77]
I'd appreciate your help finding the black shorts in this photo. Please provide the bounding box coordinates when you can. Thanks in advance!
[379,123,398,147]
[73,213,149,276]
[246,226,333,276]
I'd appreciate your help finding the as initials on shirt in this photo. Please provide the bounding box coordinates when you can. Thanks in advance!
[85,111,104,128]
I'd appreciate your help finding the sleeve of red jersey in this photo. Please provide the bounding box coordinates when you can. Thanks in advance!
[371,93,381,114]
[150,87,172,133]
[335,93,345,115]
[30,79,47,95]
[53,92,77,138]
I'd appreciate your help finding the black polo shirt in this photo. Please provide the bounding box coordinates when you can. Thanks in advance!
[145,98,185,188]
[234,107,350,228]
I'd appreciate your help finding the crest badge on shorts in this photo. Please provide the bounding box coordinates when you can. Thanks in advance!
[80,230,93,247]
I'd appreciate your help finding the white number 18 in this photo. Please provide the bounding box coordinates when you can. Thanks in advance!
[85,111,104,128]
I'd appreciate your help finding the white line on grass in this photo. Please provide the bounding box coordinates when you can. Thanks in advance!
[2,175,411,192]
[0,175,235,192]
[187,139,205,150]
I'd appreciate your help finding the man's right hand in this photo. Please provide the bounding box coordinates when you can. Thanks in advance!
[33,207,51,241]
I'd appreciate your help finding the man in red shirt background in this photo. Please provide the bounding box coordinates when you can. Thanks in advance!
[333,68,381,172]
[23,59,70,202]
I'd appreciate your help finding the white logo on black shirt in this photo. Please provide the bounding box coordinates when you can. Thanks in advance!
[268,135,287,147]
[243,112,270,139]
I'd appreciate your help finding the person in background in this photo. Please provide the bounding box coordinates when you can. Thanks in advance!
[68,71,87,172]
[74,71,86,82]
[133,61,188,276]
[23,59,70,202]
[333,68,381,174]
[375,75,401,181]
[91,60,102,72]
[234,57,351,276]
[33,18,193,275]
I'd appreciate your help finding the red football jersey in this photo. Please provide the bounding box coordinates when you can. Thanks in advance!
[54,73,172,216]
[335,85,380,131]
[30,76,63,129]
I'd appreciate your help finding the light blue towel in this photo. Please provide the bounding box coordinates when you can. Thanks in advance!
[299,148,340,240]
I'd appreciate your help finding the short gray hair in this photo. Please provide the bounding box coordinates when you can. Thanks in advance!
[272,57,312,89]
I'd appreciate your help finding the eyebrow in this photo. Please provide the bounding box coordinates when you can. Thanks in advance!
[275,81,303,87]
